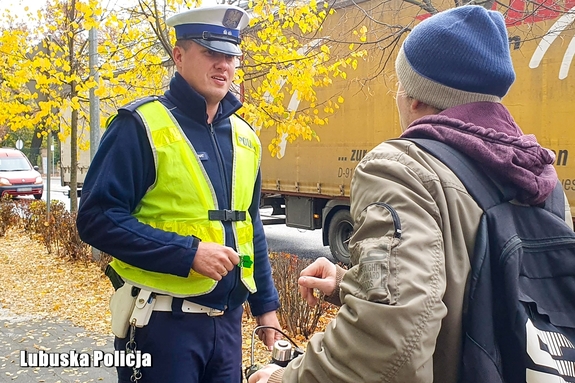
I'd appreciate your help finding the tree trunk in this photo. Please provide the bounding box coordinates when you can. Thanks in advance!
[29,127,43,167]
[70,94,78,213]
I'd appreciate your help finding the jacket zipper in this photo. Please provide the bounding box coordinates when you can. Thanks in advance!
[209,122,236,308]
[209,122,230,204]
[372,202,402,239]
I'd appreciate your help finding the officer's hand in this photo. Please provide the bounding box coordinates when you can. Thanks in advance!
[298,257,337,306]
[255,311,282,350]
[192,242,240,281]
[248,363,282,383]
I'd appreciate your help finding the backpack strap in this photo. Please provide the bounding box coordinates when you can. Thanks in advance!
[543,182,566,220]
[404,138,514,211]
[403,138,565,218]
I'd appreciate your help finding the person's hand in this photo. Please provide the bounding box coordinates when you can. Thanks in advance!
[255,311,282,350]
[192,242,239,281]
[298,257,337,306]
[248,363,282,383]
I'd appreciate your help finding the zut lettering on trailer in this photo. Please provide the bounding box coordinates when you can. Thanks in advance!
[350,149,368,162]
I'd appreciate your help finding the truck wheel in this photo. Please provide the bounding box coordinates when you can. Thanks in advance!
[328,209,353,265]
[33,193,42,200]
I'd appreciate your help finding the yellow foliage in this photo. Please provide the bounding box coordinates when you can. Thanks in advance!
[0,0,366,159]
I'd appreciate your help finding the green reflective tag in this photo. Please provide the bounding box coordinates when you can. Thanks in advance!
[238,255,253,268]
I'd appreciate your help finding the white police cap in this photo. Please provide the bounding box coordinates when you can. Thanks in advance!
[167,5,250,56]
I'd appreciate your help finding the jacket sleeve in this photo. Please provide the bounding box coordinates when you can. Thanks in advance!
[279,142,448,383]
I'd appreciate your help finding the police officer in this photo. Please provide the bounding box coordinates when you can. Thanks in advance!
[77,5,282,383]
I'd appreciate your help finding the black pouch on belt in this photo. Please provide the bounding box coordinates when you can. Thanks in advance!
[105,264,125,290]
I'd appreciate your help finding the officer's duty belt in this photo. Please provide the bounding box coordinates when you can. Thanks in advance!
[153,295,224,317]
[208,209,246,221]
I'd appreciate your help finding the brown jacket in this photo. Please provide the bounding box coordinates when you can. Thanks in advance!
[270,138,571,383]
[272,139,485,383]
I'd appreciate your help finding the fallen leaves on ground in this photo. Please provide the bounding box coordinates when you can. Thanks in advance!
[0,228,114,335]
[0,227,338,369]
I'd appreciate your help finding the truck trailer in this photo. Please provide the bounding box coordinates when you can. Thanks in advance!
[257,0,575,263]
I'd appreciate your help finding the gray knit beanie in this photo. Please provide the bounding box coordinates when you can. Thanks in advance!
[395,5,516,110]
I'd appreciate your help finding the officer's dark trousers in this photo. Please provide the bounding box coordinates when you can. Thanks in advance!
[115,303,243,383]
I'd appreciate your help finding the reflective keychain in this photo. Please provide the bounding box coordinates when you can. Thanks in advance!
[238,255,253,268]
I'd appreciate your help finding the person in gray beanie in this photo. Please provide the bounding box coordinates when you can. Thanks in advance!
[249,5,569,383]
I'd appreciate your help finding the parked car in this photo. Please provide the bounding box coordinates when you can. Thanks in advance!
[0,148,43,200]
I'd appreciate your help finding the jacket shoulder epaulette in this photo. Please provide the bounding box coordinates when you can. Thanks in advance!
[118,96,160,114]
[106,96,160,128]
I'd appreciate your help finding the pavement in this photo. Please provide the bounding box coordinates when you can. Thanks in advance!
[0,309,117,383]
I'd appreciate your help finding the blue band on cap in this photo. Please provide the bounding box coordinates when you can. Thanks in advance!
[175,23,240,40]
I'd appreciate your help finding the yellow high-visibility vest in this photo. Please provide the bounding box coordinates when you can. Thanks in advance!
[110,100,260,297]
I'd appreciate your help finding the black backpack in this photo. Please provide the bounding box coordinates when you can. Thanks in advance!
[407,138,575,383]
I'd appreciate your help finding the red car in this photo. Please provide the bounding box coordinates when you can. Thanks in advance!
[0,148,44,200]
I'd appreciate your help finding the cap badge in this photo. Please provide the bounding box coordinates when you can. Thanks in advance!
[222,9,244,28]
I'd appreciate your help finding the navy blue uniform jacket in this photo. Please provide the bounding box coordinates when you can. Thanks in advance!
[76,73,280,316]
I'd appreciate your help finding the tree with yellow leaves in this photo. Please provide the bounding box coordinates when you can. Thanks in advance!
[238,0,368,157]
[0,0,368,211]
[0,0,179,211]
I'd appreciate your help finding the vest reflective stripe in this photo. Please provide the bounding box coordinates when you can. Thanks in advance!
[110,100,260,296]
[231,116,261,293]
